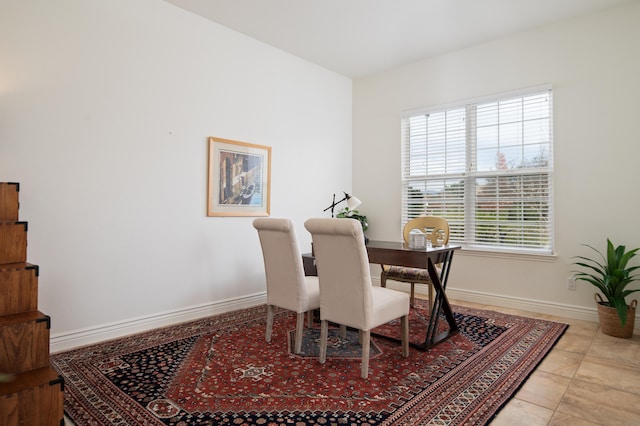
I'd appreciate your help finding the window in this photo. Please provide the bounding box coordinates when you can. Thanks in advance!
[401,87,553,255]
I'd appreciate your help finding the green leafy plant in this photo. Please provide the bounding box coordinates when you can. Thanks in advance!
[573,239,640,326]
[336,207,368,232]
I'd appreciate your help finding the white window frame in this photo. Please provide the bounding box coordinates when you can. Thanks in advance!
[401,85,554,256]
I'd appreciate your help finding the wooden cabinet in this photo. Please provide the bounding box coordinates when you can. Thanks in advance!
[0,182,64,425]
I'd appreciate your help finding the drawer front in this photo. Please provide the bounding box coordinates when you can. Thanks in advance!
[0,366,64,426]
[0,222,28,265]
[0,264,38,316]
[0,314,50,374]
[0,182,19,221]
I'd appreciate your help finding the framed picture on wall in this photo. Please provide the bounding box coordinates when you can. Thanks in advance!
[207,137,271,217]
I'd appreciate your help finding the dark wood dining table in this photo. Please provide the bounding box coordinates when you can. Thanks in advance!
[302,240,461,350]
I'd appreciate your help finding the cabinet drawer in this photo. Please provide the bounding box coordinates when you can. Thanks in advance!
[0,222,28,265]
[0,182,19,221]
[0,263,38,316]
[0,311,50,374]
[0,366,64,426]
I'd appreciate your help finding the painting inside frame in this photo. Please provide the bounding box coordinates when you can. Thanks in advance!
[207,137,271,217]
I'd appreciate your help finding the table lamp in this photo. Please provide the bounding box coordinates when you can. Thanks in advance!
[323,192,361,217]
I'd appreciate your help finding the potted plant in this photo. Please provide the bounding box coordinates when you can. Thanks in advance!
[573,238,640,338]
[336,207,368,242]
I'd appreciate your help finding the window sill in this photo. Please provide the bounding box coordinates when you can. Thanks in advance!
[457,247,557,262]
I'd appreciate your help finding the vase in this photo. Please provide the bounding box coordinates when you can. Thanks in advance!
[595,293,637,338]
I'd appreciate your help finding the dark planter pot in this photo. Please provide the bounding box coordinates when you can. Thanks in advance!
[595,293,637,338]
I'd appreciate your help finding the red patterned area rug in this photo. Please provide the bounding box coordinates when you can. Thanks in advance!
[51,300,567,425]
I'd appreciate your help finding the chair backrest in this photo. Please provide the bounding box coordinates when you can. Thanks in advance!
[304,218,372,329]
[402,216,450,247]
[253,218,309,312]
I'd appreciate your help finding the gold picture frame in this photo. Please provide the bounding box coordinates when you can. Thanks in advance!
[207,137,271,217]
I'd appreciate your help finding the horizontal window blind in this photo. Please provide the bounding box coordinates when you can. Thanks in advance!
[401,87,553,254]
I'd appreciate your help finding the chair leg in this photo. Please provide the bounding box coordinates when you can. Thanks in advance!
[401,315,409,358]
[361,330,371,379]
[410,283,415,307]
[306,310,313,328]
[295,312,305,354]
[319,320,328,364]
[380,272,387,288]
[339,324,347,339]
[266,305,274,343]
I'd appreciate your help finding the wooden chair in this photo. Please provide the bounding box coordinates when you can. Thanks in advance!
[304,217,409,379]
[253,218,320,354]
[380,216,450,307]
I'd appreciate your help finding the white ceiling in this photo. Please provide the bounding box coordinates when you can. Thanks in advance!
[163,0,633,78]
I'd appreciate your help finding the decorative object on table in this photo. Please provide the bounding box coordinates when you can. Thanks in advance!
[573,238,640,338]
[207,137,271,217]
[408,228,427,249]
[324,191,368,242]
[336,207,368,232]
[381,216,450,308]
[51,301,567,426]
[323,191,361,217]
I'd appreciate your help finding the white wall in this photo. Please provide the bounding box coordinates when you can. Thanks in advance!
[353,1,640,318]
[0,0,352,345]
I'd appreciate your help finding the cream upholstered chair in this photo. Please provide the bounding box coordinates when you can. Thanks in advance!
[380,216,450,307]
[253,218,320,354]
[304,217,410,379]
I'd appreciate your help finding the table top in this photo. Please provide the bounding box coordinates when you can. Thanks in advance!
[365,240,461,252]
[365,240,461,269]
[303,240,461,269]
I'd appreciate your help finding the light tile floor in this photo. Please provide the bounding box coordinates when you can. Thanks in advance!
[65,299,640,425]
[448,298,640,426]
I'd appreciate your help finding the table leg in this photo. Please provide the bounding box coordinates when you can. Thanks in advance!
[419,251,458,350]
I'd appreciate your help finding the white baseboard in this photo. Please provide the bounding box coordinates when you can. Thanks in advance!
[50,292,267,353]
[444,288,600,322]
[376,279,602,323]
